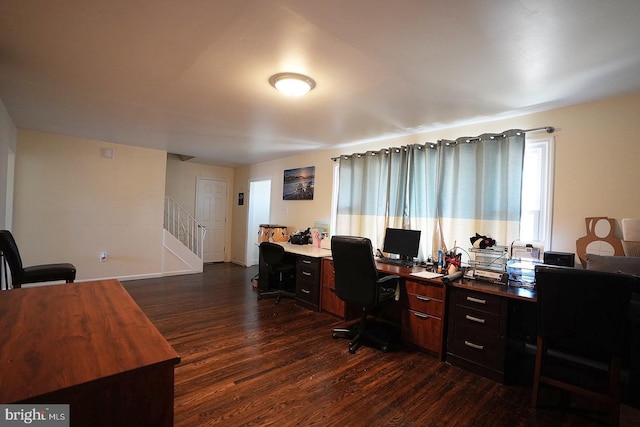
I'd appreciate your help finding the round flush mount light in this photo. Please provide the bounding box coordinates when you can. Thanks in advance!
[269,72,316,97]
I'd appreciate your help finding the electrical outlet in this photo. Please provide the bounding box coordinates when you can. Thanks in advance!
[99,252,107,262]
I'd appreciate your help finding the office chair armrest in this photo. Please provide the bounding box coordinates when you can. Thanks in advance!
[377,274,401,301]
[376,274,400,286]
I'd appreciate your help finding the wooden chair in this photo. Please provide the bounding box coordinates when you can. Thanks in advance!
[532,265,636,426]
[0,230,76,289]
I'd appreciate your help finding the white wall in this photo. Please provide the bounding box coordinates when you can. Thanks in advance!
[231,92,640,265]
[13,130,167,281]
[0,97,17,230]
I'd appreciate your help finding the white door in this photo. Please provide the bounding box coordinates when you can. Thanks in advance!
[246,179,271,266]
[196,177,227,263]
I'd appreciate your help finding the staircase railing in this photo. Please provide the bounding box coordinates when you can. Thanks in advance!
[164,197,205,259]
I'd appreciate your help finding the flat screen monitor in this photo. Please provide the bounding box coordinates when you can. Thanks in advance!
[382,228,421,261]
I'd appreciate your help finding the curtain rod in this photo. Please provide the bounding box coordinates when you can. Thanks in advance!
[331,126,554,161]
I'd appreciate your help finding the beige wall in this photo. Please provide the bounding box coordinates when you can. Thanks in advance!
[13,130,167,280]
[7,91,640,276]
[232,92,640,265]
[165,153,235,262]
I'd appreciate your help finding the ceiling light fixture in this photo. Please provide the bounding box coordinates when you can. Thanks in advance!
[269,72,316,97]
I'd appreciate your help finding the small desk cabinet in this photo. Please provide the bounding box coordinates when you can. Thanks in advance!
[446,286,509,382]
[296,255,321,311]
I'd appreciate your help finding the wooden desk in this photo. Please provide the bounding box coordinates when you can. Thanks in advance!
[0,280,180,427]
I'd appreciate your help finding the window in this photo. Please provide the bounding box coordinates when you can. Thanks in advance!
[519,136,554,247]
[330,133,554,250]
[330,162,340,237]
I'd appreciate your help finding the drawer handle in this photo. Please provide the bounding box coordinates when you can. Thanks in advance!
[301,288,311,294]
[329,287,336,294]
[466,296,486,304]
[302,260,311,264]
[416,296,431,302]
[465,315,486,324]
[302,271,312,276]
[464,340,484,350]
[413,312,429,320]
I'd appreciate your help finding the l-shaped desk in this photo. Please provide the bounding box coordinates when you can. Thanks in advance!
[261,242,639,402]
[260,242,537,370]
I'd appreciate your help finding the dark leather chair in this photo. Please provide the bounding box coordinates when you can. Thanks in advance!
[331,235,399,354]
[258,242,295,304]
[532,265,636,426]
[0,230,76,289]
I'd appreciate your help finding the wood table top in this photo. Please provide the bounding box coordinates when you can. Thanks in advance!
[0,279,180,403]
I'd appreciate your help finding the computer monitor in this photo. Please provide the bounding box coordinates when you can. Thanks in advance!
[382,228,421,262]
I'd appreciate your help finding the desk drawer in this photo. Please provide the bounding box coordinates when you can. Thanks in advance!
[453,306,501,337]
[450,325,504,371]
[405,280,444,300]
[297,256,319,276]
[297,278,319,305]
[402,309,442,356]
[403,280,444,317]
[404,293,444,317]
[455,288,502,314]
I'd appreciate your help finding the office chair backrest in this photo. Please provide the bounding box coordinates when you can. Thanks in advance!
[534,265,634,362]
[259,242,286,268]
[331,236,380,307]
[0,230,24,286]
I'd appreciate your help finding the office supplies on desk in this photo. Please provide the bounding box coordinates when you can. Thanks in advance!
[464,267,509,285]
[410,271,444,280]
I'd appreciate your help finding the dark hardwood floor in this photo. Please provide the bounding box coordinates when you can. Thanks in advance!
[122,263,639,426]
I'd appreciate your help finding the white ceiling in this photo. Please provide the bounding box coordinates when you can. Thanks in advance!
[1,1,640,167]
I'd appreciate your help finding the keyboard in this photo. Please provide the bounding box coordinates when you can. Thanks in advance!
[377,257,414,267]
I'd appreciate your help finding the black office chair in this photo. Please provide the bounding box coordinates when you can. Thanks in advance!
[0,230,76,289]
[532,265,636,426]
[258,242,295,304]
[331,235,400,354]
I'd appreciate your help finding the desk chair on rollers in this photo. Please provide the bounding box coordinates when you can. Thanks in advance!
[331,236,400,354]
[0,230,76,289]
[532,265,636,427]
[258,242,296,304]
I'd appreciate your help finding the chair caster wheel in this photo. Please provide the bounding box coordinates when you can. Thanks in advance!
[332,332,339,339]
[349,347,356,354]
[381,345,389,353]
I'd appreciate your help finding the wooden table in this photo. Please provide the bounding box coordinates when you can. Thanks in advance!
[0,279,180,427]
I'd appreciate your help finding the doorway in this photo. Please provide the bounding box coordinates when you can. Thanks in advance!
[246,179,271,266]
[196,177,228,263]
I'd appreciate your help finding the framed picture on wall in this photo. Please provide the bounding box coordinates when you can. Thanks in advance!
[283,166,315,200]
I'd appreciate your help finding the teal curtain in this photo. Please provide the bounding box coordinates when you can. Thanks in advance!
[335,130,525,259]
[435,130,525,254]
